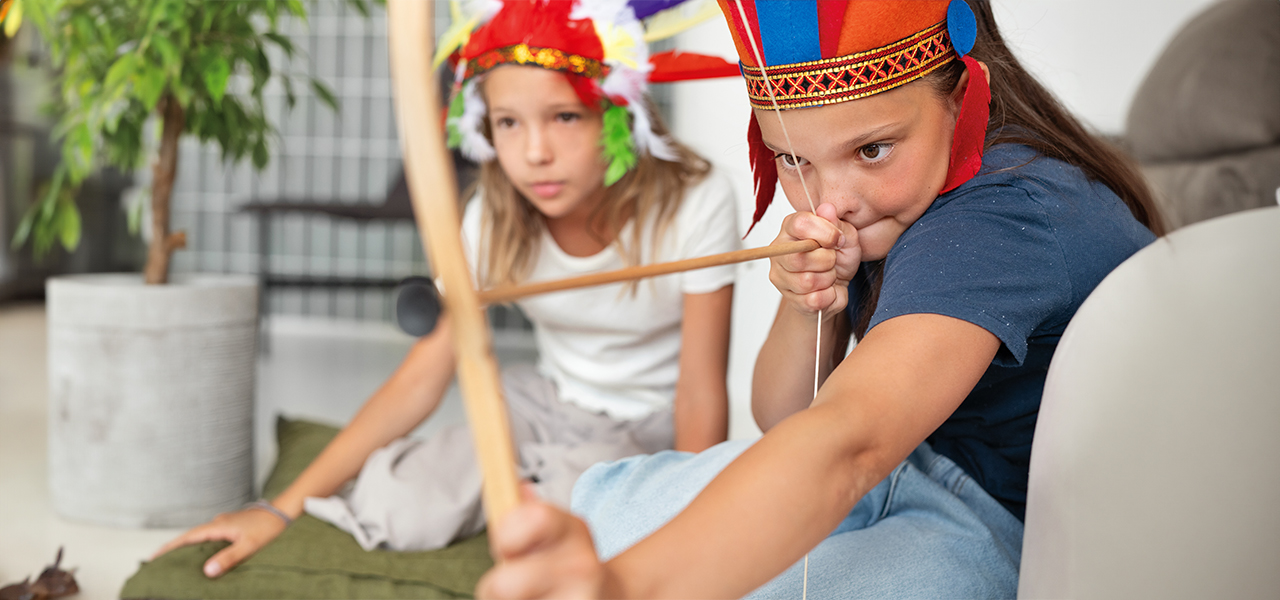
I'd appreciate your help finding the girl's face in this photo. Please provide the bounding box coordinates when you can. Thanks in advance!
[485,66,608,224]
[756,79,959,261]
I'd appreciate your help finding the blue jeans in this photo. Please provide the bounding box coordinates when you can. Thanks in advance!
[572,440,1023,598]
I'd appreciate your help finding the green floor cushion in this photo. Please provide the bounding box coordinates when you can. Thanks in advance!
[121,417,494,599]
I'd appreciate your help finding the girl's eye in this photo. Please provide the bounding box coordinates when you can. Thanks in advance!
[494,116,516,129]
[555,112,582,123]
[775,153,809,169]
[858,143,892,162]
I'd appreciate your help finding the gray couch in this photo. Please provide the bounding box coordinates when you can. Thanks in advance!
[1126,0,1280,231]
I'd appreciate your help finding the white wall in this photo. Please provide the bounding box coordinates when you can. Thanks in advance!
[992,0,1220,135]
[668,0,1219,441]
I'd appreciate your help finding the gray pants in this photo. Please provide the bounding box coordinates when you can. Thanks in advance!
[305,364,673,551]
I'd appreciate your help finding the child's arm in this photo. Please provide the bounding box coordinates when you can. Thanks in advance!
[673,286,733,452]
[752,206,859,431]
[155,320,459,577]
[479,314,1000,599]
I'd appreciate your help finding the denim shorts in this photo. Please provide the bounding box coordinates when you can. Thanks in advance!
[572,440,1024,599]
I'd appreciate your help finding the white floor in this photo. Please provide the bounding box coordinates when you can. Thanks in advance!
[0,301,535,599]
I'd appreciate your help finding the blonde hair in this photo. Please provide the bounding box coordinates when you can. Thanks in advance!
[474,99,711,290]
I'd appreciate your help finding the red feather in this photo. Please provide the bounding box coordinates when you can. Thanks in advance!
[565,73,605,109]
[647,50,741,83]
[940,55,991,194]
[745,112,778,237]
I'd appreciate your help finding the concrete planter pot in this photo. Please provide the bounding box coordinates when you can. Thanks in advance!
[46,273,258,528]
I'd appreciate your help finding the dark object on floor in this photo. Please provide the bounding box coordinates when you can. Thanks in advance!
[120,417,493,599]
[394,276,441,337]
[0,548,80,600]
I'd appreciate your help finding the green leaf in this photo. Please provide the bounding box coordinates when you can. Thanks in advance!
[61,123,94,181]
[70,13,98,48]
[246,44,271,93]
[125,188,148,236]
[252,140,269,170]
[285,0,306,19]
[151,35,182,73]
[135,66,167,112]
[263,31,293,57]
[57,197,82,251]
[203,54,231,105]
[346,0,370,19]
[104,53,140,91]
[171,79,193,108]
[11,205,35,249]
[103,99,127,134]
[310,79,339,112]
[281,75,296,109]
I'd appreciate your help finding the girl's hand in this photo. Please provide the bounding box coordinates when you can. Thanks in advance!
[770,203,861,317]
[151,506,290,578]
[477,487,618,599]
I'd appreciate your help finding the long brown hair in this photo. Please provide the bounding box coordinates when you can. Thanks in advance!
[474,97,710,290]
[850,0,1166,340]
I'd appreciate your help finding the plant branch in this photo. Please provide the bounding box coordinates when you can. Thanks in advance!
[144,93,185,285]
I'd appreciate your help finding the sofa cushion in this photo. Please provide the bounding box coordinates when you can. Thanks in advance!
[1126,0,1280,162]
[1140,144,1280,231]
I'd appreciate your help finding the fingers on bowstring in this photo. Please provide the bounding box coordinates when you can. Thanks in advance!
[777,242,839,276]
[801,282,842,314]
[770,263,839,306]
[784,211,845,250]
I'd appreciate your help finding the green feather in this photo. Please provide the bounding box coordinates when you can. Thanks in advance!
[601,104,636,186]
[445,87,466,148]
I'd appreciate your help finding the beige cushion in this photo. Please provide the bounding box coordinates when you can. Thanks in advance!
[1126,0,1280,162]
[1141,144,1280,230]
[1019,207,1280,599]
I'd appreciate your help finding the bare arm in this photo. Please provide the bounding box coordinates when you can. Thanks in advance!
[752,206,859,431]
[479,313,1000,599]
[672,285,733,452]
[752,301,851,432]
[606,314,999,598]
[271,319,458,517]
[157,319,459,576]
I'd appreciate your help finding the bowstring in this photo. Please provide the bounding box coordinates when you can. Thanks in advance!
[730,2,821,598]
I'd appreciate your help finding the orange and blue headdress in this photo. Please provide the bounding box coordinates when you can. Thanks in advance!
[717,0,990,230]
[436,0,738,185]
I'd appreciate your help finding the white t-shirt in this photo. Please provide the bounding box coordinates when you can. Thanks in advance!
[462,169,741,420]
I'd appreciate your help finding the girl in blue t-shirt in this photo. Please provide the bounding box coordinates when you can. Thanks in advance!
[476,2,1165,598]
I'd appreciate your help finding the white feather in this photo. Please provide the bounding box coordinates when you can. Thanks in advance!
[630,103,679,161]
[467,0,503,24]
[600,65,647,105]
[573,0,648,68]
[457,78,496,162]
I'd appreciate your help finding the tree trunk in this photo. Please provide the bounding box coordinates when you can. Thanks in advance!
[144,94,187,285]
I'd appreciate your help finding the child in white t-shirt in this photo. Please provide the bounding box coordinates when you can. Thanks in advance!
[156,0,738,578]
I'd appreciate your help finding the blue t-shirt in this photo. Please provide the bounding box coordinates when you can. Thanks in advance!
[847,144,1156,521]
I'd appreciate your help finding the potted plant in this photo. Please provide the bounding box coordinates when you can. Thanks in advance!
[16,0,369,527]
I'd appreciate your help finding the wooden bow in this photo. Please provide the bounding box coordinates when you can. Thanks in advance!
[387,0,521,525]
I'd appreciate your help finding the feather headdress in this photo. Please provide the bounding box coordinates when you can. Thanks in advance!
[717,0,991,232]
[437,0,738,185]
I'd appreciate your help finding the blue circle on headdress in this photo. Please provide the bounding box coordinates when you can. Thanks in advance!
[947,0,977,57]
